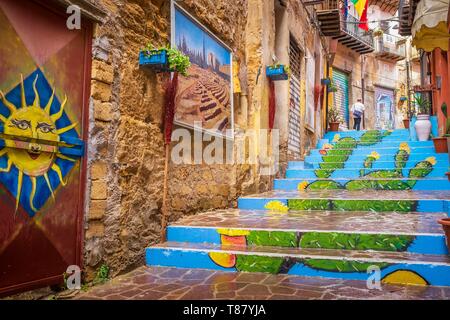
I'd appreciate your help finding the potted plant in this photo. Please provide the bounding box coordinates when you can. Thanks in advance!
[328,106,342,132]
[438,218,450,252]
[373,28,384,37]
[432,103,449,153]
[328,79,338,93]
[266,63,290,81]
[321,78,331,85]
[402,106,415,129]
[413,94,432,141]
[139,44,190,76]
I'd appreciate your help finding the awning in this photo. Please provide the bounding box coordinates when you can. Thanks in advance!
[412,0,450,52]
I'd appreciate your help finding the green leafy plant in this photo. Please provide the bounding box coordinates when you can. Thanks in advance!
[328,79,338,92]
[413,94,431,115]
[372,28,384,37]
[93,264,110,285]
[328,106,342,123]
[268,63,291,78]
[143,44,191,76]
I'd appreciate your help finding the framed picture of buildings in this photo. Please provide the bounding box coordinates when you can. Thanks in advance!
[305,50,315,131]
[171,3,234,139]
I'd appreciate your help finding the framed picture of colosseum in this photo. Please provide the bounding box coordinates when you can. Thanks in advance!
[172,3,234,139]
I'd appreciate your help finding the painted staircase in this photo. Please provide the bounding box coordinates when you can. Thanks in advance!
[147,129,450,287]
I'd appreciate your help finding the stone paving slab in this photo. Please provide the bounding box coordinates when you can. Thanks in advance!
[73,267,450,300]
[169,209,446,235]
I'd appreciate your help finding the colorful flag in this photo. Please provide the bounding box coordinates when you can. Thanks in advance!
[351,0,369,31]
[358,0,369,31]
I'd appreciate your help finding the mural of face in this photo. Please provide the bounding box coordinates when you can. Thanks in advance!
[0,74,77,212]
[4,106,59,176]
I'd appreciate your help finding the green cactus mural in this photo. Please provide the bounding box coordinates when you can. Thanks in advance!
[246,231,298,247]
[304,259,390,273]
[409,157,437,179]
[235,255,285,274]
[300,232,414,252]
[333,199,415,212]
[315,131,394,179]
[315,137,357,178]
[288,199,330,210]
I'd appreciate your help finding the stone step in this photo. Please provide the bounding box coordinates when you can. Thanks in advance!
[323,129,410,139]
[309,146,436,156]
[165,209,448,255]
[237,190,450,213]
[319,140,434,149]
[286,168,449,179]
[274,178,450,191]
[305,153,447,163]
[146,242,450,287]
[297,161,450,170]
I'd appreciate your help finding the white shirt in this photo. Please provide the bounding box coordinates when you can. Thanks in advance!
[351,102,365,114]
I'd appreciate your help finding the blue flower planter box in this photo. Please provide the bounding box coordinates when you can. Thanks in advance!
[321,78,331,85]
[139,50,171,72]
[400,96,408,101]
[266,65,288,81]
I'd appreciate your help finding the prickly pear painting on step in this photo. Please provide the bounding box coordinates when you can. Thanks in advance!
[207,228,431,286]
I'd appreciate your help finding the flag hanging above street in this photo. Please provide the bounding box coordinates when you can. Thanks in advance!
[351,0,369,30]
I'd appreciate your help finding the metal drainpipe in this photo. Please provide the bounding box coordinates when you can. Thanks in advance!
[406,59,411,119]
[361,55,365,129]
[325,59,330,132]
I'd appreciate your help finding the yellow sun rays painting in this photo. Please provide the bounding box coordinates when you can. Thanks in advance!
[0,69,83,216]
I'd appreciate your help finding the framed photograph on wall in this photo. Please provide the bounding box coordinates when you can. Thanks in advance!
[171,2,234,139]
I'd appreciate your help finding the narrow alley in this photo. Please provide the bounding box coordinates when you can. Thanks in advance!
[0,0,450,304]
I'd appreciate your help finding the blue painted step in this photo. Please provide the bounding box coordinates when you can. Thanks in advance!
[285,168,449,179]
[146,242,450,287]
[323,129,410,139]
[165,209,448,255]
[297,161,450,170]
[319,140,434,149]
[274,178,450,191]
[237,190,450,213]
[305,153,448,163]
[309,147,436,157]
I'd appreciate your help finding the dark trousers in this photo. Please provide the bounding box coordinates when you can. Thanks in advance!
[353,117,362,131]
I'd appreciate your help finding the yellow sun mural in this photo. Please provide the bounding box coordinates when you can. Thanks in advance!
[0,74,77,213]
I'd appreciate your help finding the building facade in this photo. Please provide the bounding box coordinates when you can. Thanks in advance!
[0,0,331,295]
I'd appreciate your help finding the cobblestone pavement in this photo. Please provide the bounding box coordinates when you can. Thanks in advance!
[73,267,450,300]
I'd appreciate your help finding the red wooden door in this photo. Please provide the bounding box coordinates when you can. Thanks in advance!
[0,0,91,295]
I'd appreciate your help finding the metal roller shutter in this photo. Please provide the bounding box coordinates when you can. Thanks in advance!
[288,37,302,158]
[332,69,350,128]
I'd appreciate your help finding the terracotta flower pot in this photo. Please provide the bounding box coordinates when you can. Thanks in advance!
[438,218,450,253]
[432,137,449,153]
[329,122,340,132]
[403,119,410,129]
[446,172,450,181]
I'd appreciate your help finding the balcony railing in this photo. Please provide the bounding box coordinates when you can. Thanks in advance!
[341,13,374,48]
[316,1,374,54]
[374,33,406,61]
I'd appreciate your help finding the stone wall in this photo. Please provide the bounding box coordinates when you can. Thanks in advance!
[83,0,261,280]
